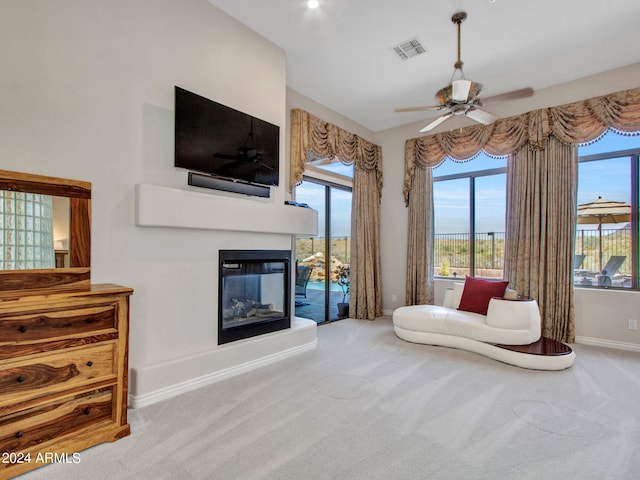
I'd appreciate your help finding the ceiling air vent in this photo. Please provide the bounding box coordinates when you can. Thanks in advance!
[391,37,427,60]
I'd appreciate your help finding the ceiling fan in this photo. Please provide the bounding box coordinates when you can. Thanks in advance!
[395,11,533,132]
[214,118,268,166]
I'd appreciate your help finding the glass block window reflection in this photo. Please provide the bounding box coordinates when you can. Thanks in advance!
[0,191,55,269]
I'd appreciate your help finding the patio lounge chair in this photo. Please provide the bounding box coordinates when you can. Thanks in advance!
[574,254,586,270]
[597,255,626,287]
[295,265,313,298]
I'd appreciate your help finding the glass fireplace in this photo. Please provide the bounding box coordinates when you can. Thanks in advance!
[218,250,291,344]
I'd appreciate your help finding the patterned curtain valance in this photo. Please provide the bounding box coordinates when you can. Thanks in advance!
[403,86,640,205]
[290,109,383,195]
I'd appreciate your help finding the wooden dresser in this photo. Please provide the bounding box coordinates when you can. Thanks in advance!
[0,169,132,478]
[0,284,132,478]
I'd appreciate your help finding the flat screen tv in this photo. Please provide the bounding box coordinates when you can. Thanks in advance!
[174,86,280,187]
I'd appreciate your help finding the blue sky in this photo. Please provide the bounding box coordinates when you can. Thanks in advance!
[433,130,639,234]
[295,179,352,237]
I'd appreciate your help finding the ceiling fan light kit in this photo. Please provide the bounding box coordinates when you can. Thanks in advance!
[396,11,533,132]
[451,79,472,102]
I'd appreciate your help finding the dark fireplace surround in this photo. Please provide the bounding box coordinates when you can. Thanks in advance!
[218,249,291,345]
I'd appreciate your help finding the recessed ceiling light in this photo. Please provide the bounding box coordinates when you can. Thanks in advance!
[307,0,319,8]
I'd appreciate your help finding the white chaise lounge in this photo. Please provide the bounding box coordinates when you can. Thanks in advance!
[393,278,575,370]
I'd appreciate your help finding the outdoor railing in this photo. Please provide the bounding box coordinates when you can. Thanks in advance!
[295,236,350,283]
[295,230,631,283]
[574,228,630,273]
[435,228,631,278]
[295,236,350,264]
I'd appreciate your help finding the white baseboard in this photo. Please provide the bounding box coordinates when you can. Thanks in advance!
[129,339,317,409]
[129,317,317,409]
[574,336,640,353]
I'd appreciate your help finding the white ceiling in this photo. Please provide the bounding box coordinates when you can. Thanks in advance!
[208,0,640,132]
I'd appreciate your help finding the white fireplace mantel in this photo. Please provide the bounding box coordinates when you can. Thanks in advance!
[135,183,318,236]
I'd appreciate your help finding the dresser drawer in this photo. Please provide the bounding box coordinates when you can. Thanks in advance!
[0,305,119,361]
[0,304,117,342]
[0,343,116,409]
[0,388,113,454]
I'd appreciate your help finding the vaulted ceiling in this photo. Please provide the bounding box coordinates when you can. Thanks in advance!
[208,0,640,132]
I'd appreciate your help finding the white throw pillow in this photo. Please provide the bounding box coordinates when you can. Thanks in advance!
[451,282,465,309]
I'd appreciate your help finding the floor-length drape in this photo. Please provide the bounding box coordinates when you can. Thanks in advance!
[290,109,383,320]
[351,163,383,319]
[405,166,434,305]
[505,137,577,342]
[403,86,640,342]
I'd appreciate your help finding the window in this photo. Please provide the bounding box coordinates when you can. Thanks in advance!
[575,130,640,289]
[306,153,354,178]
[294,161,353,323]
[432,130,640,288]
[433,153,506,279]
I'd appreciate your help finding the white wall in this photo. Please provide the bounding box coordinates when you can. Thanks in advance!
[52,196,70,249]
[376,63,640,350]
[0,0,310,402]
[285,88,377,191]
[286,88,377,145]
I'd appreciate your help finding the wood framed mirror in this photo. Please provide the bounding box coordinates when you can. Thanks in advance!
[0,169,91,291]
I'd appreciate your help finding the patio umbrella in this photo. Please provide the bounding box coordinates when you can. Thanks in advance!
[577,196,631,271]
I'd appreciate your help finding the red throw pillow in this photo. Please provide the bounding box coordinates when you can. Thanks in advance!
[457,276,509,315]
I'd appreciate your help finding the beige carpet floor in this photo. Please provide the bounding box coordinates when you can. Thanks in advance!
[18,316,640,479]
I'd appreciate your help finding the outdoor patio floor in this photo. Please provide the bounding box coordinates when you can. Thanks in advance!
[294,287,345,324]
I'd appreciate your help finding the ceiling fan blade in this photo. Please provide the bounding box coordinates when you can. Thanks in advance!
[452,79,472,102]
[395,105,442,113]
[465,108,498,125]
[419,112,453,132]
[482,87,534,105]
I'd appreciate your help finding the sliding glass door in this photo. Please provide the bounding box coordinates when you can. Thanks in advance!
[294,178,352,323]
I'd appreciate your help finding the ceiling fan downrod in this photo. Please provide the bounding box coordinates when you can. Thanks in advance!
[452,11,467,74]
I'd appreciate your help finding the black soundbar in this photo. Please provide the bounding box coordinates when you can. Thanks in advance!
[188,172,271,198]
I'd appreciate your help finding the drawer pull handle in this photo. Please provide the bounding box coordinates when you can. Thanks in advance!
[85,318,96,324]
[15,431,24,438]
[86,361,94,367]
[16,376,25,383]
[84,408,92,415]
[18,326,28,333]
